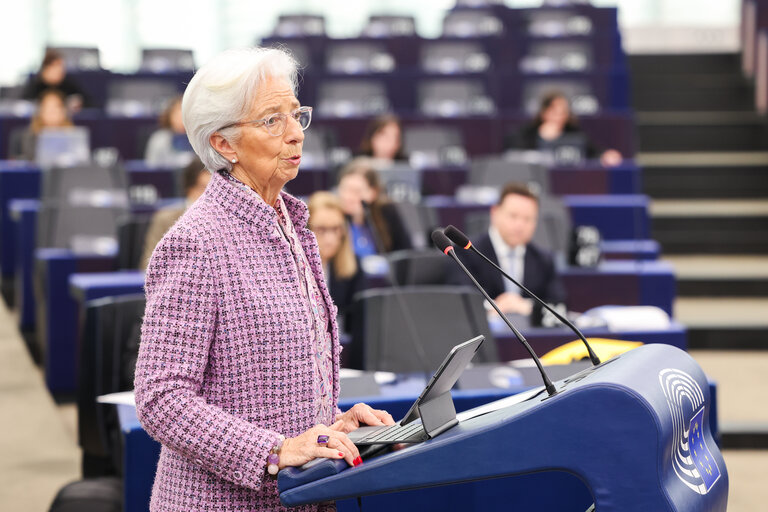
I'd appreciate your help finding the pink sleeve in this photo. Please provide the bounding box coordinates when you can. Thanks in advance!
[134,229,280,491]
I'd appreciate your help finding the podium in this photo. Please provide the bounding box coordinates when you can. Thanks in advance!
[279,344,728,511]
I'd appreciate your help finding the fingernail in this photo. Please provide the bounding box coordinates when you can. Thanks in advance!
[338,452,344,458]
[353,457,363,466]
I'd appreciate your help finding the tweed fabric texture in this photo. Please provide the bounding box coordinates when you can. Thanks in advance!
[134,170,340,511]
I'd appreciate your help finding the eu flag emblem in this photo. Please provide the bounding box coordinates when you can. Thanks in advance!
[688,407,721,493]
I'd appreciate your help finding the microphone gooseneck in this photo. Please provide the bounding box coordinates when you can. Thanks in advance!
[444,225,601,366]
[431,229,557,397]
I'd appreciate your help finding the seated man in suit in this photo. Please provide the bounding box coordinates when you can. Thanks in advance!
[449,182,566,316]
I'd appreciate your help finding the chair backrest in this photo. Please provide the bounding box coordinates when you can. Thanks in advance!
[326,42,395,74]
[116,214,153,270]
[264,40,313,70]
[442,10,504,38]
[36,203,127,252]
[49,46,101,70]
[390,201,438,249]
[387,249,451,286]
[361,15,417,37]
[42,162,128,204]
[468,154,550,193]
[316,80,390,117]
[35,127,91,169]
[526,9,594,38]
[520,40,593,74]
[350,286,497,373]
[77,294,146,476]
[140,48,195,72]
[421,40,491,74]
[273,15,326,37]
[106,79,179,117]
[534,194,572,258]
[377,164,422,203]
[403,124,467,168]
[419,79,496,117]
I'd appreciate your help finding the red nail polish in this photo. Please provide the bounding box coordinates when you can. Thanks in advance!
[338,452,344,457]
[353,457,363,466]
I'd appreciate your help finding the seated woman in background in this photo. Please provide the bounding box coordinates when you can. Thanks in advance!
[140,156,210,269]
[308,191,364,325]
[358,113,407,164]
[336,160,412,256]
[144,96,195,166]
[10,89,74,161]
[509,92,623,167]
[22,49,89,111]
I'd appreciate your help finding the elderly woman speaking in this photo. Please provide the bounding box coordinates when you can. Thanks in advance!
[134,47,394,511]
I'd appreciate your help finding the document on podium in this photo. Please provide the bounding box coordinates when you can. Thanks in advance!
[455,387,544,422]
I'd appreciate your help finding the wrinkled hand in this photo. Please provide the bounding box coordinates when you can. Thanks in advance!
[330,402,395,434]
[494,293,533,315]
[279,424,360,469]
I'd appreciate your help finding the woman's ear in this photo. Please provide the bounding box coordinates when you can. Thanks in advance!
[210,133,236,162]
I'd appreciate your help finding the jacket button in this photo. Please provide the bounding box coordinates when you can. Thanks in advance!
[233,470,243,480]
[194,458,203,466]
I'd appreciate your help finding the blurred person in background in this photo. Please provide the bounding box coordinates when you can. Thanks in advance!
[508,91,623,167]
[9,89,74,161]
[448,182,566,316]
[144,96,195,166]
[140,156,211,270]
[358,113,407,164]
[336,160,412,256]
[308,191,364,327]
[22,49,89,110]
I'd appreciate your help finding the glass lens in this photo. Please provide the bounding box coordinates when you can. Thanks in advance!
[297,107,312,130]
[264,113,287,136]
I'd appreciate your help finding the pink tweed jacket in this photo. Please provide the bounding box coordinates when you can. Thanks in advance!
[134,171,340,511]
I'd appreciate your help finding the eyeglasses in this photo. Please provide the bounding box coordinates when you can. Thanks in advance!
[312,225,345,237]
[219,106,313,136]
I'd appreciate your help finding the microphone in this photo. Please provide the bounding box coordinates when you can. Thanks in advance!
[444,225,601,365]
[431,229,557,397]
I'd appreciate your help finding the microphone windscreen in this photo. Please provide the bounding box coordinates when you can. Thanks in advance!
[444,225,471,248]
[430,229,454,253]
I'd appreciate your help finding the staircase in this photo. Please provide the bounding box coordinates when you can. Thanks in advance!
[631,53,768,448]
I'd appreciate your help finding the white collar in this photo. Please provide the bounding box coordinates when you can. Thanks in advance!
[488,226,526,260]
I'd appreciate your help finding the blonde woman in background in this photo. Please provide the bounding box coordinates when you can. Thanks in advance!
[308,191,364,325]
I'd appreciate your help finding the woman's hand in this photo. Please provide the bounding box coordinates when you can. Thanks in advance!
[330,402,396,434]
[279,425,360,469]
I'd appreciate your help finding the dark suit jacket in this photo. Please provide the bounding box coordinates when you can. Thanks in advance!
[327,259,365,318]
[447,233,566,305]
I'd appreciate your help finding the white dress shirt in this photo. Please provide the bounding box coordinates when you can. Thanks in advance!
[488,226,526,295]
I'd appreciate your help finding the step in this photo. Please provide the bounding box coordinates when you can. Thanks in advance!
[633,89,754,112]
[720,423,768,449]
[642,164,768,199]
[677,297,768,349]
[651,200,768,253]
[629,53,742,75]
[665,255,768,296]
[636,112,768,152]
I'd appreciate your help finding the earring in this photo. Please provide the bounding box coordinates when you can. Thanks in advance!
[231,158,237,163]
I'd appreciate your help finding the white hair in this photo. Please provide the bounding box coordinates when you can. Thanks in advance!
[181,47,299,172]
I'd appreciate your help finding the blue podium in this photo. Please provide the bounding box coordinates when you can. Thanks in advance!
[279,344,728,511]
